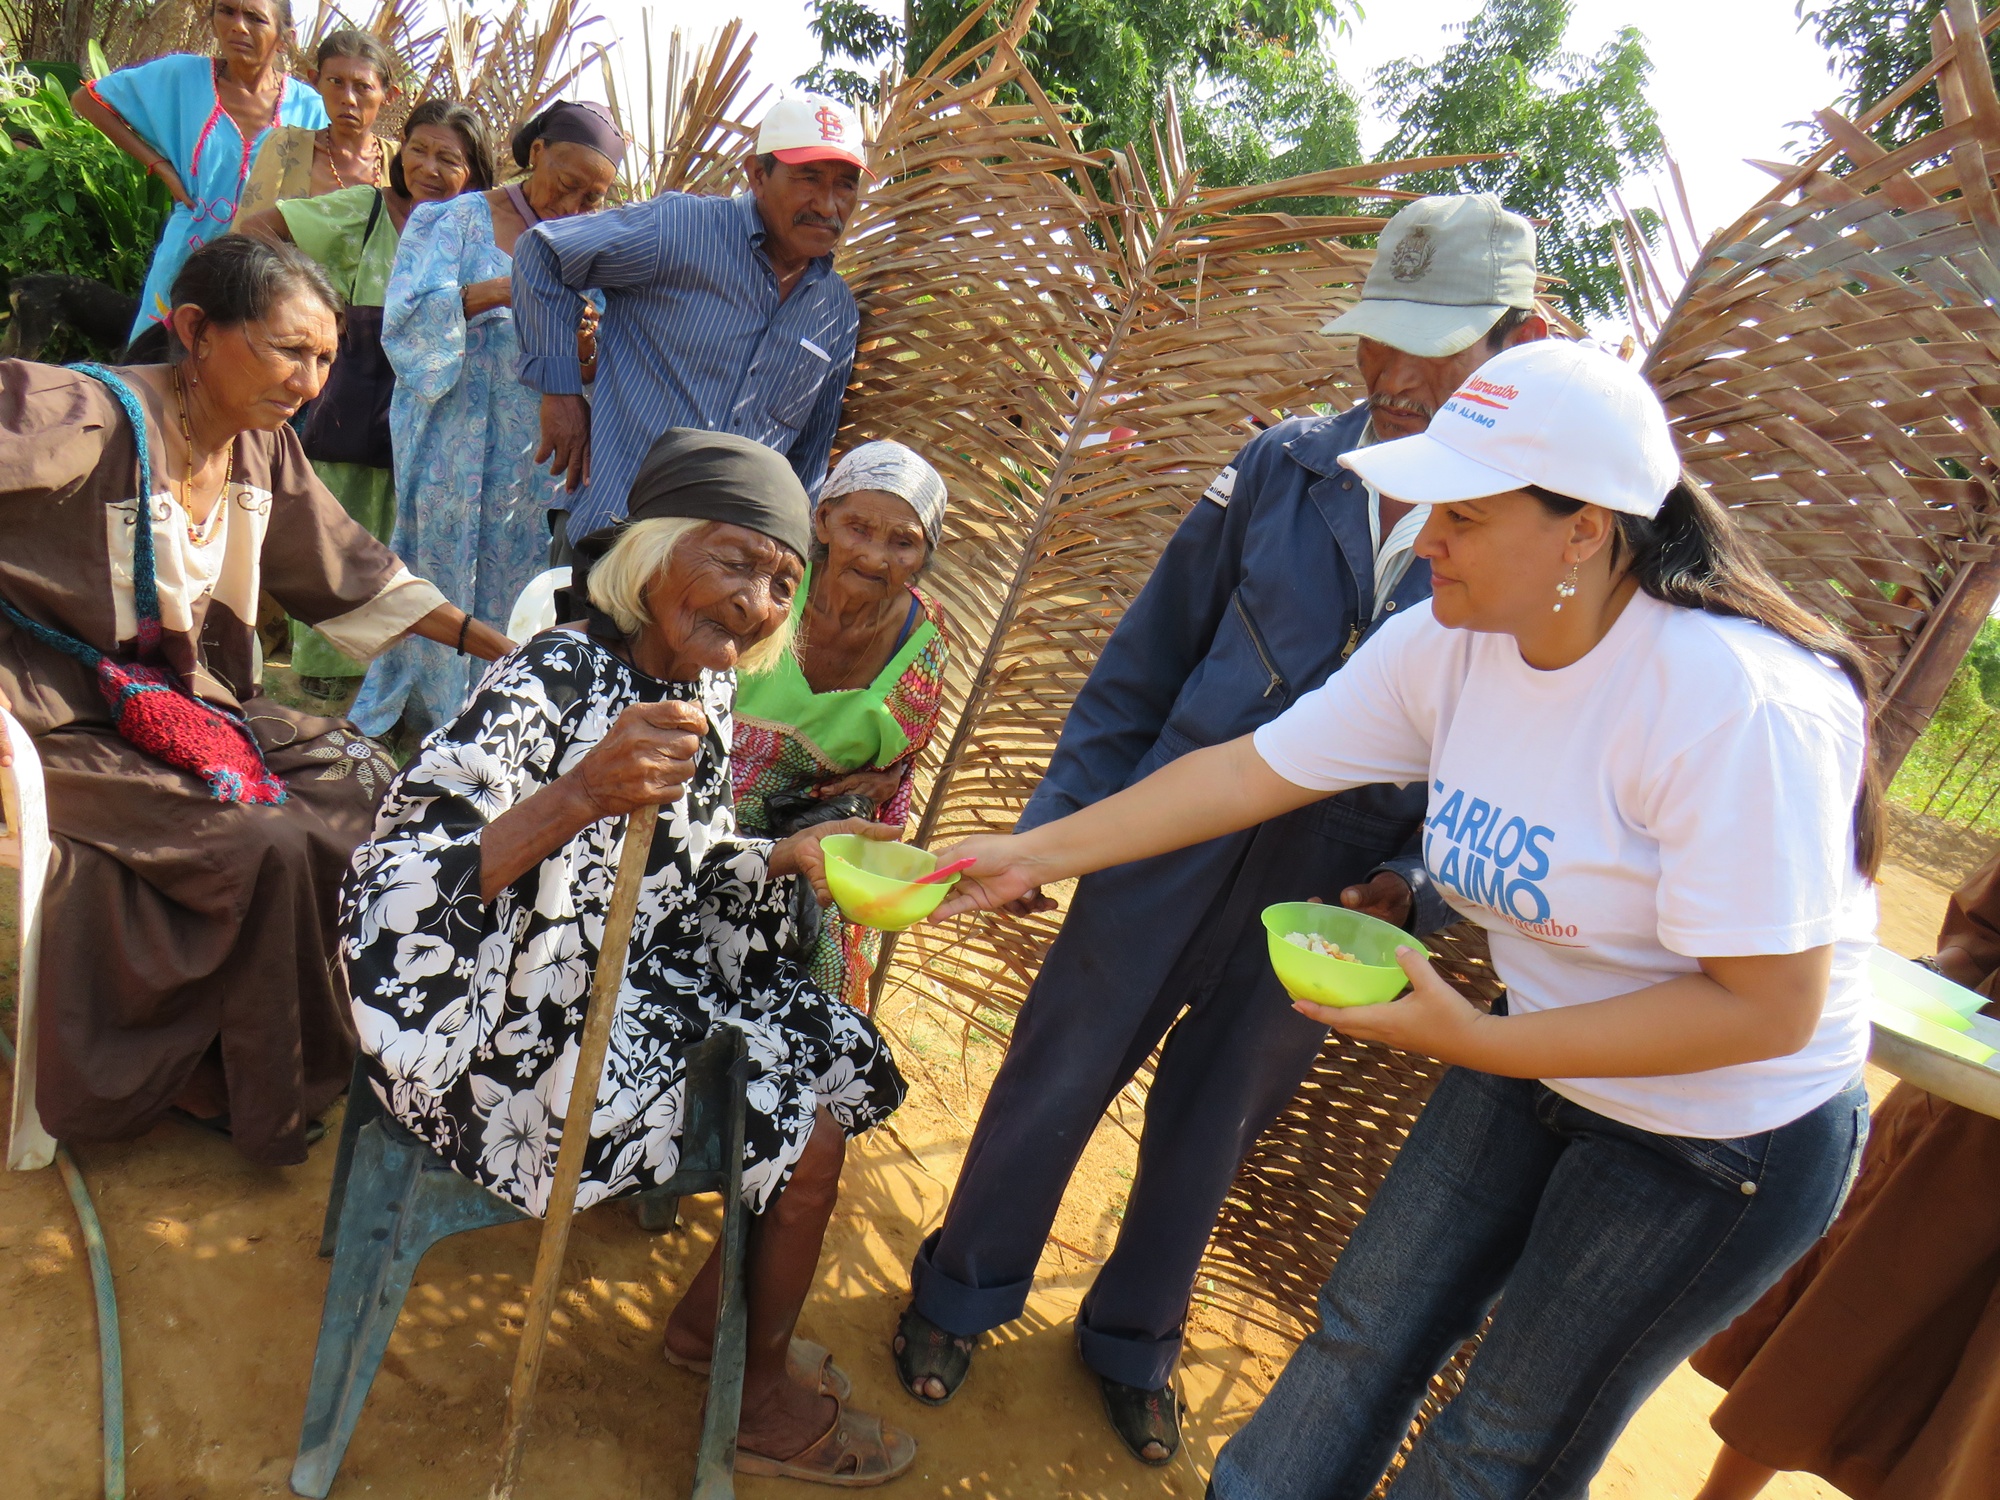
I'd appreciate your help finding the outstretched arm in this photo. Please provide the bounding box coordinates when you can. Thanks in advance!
[935,734,1322,917]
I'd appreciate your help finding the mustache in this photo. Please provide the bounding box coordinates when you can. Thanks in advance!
[1368,395,1434,423]
[793,212,844,233]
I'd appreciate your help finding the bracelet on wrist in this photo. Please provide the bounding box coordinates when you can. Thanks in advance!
[455,613,472,656]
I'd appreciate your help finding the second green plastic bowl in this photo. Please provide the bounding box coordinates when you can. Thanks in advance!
[820,834,960,932]
[1261,901,1425,1008]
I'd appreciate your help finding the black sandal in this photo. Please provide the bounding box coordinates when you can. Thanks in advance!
[1099,1375,1183,1467]
[891,1304,977,1406]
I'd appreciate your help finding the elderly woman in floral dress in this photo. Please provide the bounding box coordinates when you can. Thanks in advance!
[339,428,915,1486]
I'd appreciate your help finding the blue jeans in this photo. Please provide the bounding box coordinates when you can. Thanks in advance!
[1209,1066,1868,1500]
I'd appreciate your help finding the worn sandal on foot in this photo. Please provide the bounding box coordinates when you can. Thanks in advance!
[1100,1375,1184,1467]
[891,1303,976,1406]
[733,1397,917,1488]
[664,1335,852,1400]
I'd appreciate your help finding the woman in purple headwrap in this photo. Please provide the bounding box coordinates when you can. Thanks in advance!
[351,102,624,745]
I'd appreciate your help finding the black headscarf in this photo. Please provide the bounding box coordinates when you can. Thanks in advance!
[511,100,627,170]
[573,427,813,581]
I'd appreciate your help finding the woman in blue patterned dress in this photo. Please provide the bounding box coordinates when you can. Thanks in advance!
[350,102,619,743]
[74,0,327,343]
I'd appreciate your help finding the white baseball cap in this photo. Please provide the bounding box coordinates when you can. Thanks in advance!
[756,94,871,174]
[1322,193,1538,358]
[1339,340,1679,518]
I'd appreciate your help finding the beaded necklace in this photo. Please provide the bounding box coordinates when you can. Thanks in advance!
[321,128,383,190]
[172,368,233,547]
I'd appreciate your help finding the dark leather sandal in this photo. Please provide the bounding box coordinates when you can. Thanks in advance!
[891,1303,977,1406]
[1099,1375,1184,1467]
[733,1396,917,1487]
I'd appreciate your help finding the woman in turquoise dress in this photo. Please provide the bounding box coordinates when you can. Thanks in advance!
[74,0,327,343]
[350,102,620,743]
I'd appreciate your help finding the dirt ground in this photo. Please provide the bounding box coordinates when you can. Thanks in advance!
[0,823,1983,1500]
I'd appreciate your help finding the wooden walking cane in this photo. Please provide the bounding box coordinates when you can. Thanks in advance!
[491,801,659,1499]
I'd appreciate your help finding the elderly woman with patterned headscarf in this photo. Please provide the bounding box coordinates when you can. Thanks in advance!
[340,427,914,1485]
[731,440,953,1012]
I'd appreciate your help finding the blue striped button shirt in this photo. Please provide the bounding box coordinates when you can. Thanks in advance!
[513,190,858,536]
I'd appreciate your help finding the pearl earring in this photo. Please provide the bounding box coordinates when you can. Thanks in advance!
[1553,564,1579,612]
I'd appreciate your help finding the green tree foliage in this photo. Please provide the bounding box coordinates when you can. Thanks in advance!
[1373,0,1663,319]
[1962,615,2000,708]
[803,0,1365,190]
[0,63,168,306]
[1797,0,1997,151]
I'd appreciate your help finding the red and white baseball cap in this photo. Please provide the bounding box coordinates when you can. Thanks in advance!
[757,94,871,174]
[1340,339,1679,518]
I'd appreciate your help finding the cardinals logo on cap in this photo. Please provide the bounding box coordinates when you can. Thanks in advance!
[814,103,846,142]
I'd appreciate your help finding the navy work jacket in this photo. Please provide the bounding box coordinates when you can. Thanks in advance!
[1019,403,1451,933]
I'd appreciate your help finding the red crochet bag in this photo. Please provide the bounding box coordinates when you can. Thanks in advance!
[0,364,286,805]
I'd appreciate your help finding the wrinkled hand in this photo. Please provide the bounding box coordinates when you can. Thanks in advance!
[569,700,708,818]
[1295,946,1492,1066]
[537,393,592,493]
[928,835,1050,921]
[770,818,900,906]
[817,767,904,810]
[1336,870,1413,928]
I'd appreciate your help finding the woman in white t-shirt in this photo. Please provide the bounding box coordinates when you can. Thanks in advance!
[931,339,1878,1500]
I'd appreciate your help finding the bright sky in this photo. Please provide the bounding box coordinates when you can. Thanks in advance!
[590,0,1845,249]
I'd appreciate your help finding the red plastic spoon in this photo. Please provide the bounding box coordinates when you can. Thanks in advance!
[912,855,977,886]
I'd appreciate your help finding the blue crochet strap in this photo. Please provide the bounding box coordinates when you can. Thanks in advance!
[0,593,103,667]
[67,362,161,648]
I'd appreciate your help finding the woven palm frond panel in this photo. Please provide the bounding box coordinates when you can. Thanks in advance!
[841,16,1495,1039]
[600,17,763,203]
[1646,0,2000,769]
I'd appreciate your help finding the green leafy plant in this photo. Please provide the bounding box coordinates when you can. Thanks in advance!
[0,46,169,303]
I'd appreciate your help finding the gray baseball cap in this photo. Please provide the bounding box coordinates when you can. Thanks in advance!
[1323,193,1538,358]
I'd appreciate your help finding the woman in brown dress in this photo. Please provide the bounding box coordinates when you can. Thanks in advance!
[1692,860,2000,1500]
[0,233,511,1165]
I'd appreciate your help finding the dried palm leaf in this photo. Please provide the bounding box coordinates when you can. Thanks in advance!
[417,0,604,149]
[1643,0,2000,774]
[599,17,763,203]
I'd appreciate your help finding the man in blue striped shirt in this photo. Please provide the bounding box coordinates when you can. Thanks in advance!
[513,94,868,549]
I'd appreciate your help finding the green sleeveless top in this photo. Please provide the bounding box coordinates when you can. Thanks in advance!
[732,568,948,836]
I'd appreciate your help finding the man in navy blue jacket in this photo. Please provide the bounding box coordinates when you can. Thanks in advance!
[893,194,1549,1463]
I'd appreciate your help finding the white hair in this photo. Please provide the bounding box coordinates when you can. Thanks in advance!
[586,516,797,676]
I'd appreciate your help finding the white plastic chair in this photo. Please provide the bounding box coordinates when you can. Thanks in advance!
[506,567,571,644]
[3,708,55,1170]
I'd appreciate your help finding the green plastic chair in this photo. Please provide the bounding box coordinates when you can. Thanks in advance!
[291,1028,752,1498]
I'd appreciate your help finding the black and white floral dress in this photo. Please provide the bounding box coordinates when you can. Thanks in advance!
[337,628,906,1217]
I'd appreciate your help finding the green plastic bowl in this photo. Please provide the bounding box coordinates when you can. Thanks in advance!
[1261,901,1425,1008]
[821,834,960,932]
